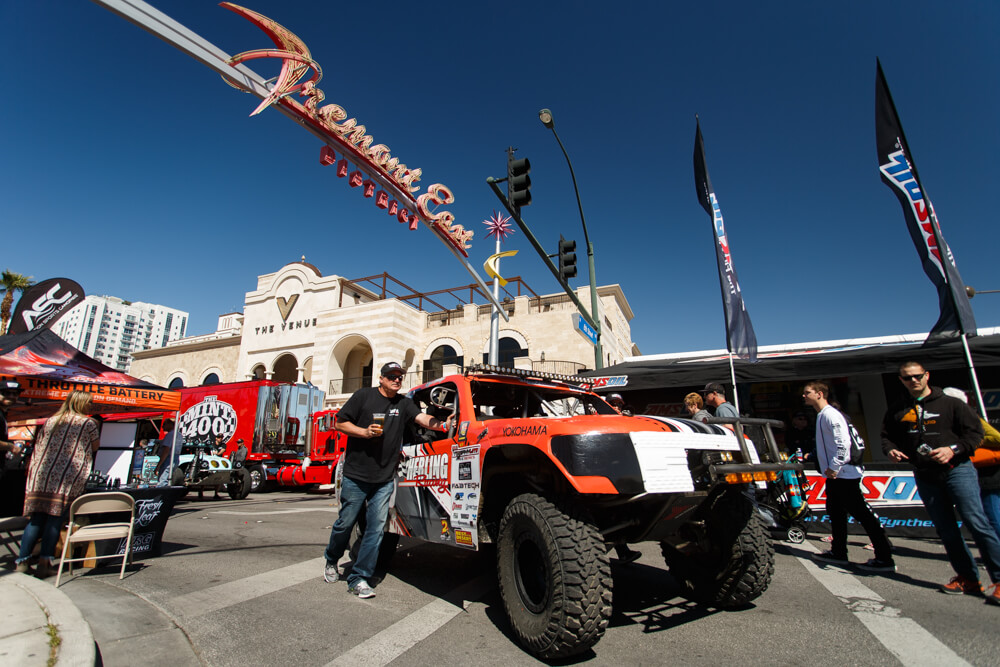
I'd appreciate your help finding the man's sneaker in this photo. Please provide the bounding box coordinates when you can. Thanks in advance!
[940,575,984,596]
[858,558,896,573]
[349,580,376,599]
[813,551,849,565]
[323,562,340,583]
[985,583,1000,606]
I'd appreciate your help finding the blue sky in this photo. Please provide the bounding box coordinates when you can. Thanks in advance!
[3,1,999,360]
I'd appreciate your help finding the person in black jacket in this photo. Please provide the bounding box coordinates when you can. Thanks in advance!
[882,361,1000,604]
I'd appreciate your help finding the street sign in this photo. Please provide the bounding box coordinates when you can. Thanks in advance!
[572,313,598,345]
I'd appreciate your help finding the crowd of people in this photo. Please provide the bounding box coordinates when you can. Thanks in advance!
[4,358,1000,608]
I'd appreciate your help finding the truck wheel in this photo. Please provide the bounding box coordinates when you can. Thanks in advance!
[248,465,267,493]
[170,467,189,498]
[228,468,252,500]
[496,493,612,659]
[661,490,774,608]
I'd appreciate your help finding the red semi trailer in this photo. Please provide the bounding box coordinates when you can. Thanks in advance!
[165,380,345,492]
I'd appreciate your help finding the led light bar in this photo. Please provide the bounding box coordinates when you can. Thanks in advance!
[465,364,592,387]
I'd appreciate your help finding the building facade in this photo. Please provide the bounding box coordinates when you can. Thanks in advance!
[53,295,188,372]
[130,261,638,406]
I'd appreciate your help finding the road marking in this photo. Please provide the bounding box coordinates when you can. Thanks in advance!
[792,542,971,666]
[324,575,493,667]
[169,557,326,617]
[213,508,338,515]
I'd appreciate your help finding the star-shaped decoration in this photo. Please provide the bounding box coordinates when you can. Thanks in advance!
[483,211,514,240]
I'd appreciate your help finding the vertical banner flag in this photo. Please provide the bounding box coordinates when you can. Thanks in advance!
[7,278,85,335]
[875,60,976,342]
[693,118,758,362]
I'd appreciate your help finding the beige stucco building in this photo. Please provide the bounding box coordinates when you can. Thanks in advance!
[130,261,638,407]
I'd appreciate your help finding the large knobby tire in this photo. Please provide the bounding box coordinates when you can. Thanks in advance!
[661,490,774,608]
[228,468,252,500]
[497,493,612,659]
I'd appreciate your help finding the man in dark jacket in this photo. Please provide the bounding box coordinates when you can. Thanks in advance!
[882,361,1000,604]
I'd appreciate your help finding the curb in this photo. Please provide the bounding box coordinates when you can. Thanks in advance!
[10,573,95,667]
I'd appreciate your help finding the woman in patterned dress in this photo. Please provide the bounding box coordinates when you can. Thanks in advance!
[16,391,101,577]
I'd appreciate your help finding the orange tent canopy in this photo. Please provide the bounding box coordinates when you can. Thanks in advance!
[0,329,180,420]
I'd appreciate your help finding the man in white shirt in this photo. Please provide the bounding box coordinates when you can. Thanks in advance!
[803,381,894,572]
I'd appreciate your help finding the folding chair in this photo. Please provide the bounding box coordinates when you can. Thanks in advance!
[0,515,29,558]
[55,491,135,587]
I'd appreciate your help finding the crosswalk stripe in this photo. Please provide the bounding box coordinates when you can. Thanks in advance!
[792,542,971,666]
[169,557,326,618]
[324,575,493,667]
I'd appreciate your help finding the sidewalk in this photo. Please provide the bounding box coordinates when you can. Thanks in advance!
[0,571,95,667]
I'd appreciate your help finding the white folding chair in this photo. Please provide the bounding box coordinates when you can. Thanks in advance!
[55,492,135,587]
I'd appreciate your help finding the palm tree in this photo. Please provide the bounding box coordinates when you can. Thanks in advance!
[0,270,35,335]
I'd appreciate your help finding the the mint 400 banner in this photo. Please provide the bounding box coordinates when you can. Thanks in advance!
[801,464,971,539]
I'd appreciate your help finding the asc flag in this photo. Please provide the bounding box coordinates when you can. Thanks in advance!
[693,118,758,362]
[876,60,976,343]
[7,278,84,336]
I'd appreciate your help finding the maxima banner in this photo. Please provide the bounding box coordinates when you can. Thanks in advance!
[7,277,84,335]
[875,60,976,343]
[693,118,758,362]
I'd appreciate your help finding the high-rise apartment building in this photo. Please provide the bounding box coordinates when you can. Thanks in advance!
[53,295,188,372]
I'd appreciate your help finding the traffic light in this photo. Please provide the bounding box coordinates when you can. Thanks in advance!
[558,235,577,282]
[507,155,532,209]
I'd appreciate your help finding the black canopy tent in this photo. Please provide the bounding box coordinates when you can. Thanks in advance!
[583,334,1000,392]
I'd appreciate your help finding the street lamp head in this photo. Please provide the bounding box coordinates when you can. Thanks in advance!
[538,108,554,129]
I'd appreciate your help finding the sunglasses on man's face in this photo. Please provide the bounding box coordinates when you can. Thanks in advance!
[900,372,926,381]
[385,375,404,382]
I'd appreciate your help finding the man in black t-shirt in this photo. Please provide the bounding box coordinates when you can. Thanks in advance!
[324,362,451,598]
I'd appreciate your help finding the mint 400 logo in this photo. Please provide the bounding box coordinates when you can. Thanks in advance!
[179,396,237,445]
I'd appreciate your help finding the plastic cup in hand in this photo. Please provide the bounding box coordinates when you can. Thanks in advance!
[372,413,385,435]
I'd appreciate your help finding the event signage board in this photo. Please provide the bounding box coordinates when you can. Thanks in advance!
[801,467,942,538]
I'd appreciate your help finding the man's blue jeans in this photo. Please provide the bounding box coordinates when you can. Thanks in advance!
[914,460,1000,584]
[983,490,1000,540]
[325,476,394,587]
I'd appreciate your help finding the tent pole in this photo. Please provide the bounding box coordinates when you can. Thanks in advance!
[728,352,740,414]
[961,334,987,417]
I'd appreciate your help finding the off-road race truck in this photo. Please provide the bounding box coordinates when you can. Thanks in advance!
[370,365,797,659]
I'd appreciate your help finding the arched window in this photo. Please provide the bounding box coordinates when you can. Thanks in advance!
[482,337,528,368]
[168,377,184,389]
[202,373,220,385]
[424,345,464,382]
[251,365,266,380]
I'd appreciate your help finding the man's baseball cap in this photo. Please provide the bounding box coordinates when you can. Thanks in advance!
[380,362,404,377]
[607,393,625,405]
[699,383,725,396]
[1,380,22,394]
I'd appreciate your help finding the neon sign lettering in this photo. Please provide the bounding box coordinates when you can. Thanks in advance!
[219,3,472,255]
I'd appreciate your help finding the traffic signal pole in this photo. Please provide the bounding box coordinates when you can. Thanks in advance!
[486,178,601,337]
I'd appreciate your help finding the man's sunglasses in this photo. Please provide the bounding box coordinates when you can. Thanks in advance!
[899,372,926,381]
[385,375,404,382]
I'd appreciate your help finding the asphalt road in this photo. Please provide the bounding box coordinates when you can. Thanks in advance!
[60,491,1000,666]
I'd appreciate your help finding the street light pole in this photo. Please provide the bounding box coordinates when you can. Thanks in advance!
[538,108,604,370]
